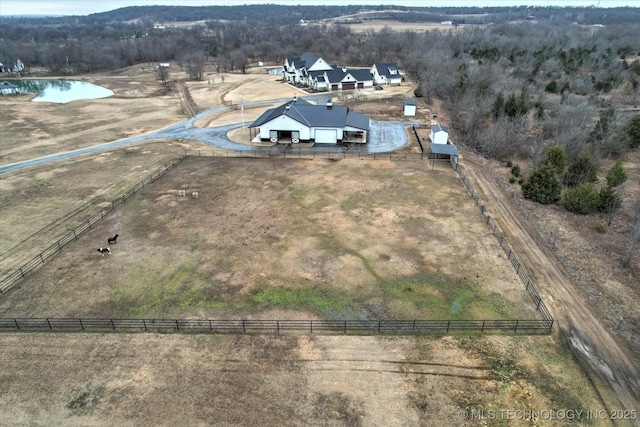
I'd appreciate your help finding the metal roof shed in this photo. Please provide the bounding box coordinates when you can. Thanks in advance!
[428,143,459,170]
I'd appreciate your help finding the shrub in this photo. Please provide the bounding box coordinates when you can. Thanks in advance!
[511,164,521,177]
[563,183,600,214]
[522,164,562,205]
[544,145,566,173]
[606,161,628,187]
[506,160,513,168]
[626,114,640,148]
[598,186,622,213]
[545,80,559,93]
[563,157,598,188]
[509,176,516,184]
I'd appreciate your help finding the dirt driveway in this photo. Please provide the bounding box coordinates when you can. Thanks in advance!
[461,151,640,415]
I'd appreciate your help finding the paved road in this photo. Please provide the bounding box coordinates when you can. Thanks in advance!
[0,95,419,174]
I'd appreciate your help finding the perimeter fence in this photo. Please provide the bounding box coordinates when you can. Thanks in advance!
[0,318,553,335]
[0,149,554,335]
[0,155,186,294]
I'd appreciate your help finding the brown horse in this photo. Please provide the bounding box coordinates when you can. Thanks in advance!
[97,247,111,256]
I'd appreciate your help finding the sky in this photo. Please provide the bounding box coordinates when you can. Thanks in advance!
[0,0,637,16]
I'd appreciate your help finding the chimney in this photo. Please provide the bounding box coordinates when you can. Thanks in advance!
[293,95,298,102]
[326,99,332,109]
[285,104,291,110]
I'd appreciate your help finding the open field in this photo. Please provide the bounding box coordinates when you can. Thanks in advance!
[0,65,637,424]
[0,157,539,322]
[0,332,618,427]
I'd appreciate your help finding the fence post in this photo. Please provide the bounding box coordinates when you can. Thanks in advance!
[111,319,115,331]
[242,320,246,333]
[143,319,147,331]
[79,318,84,331]
[514,320,519,333]
[447,320,450,333]
[378,320,381,333]
[209,320,213,332]
[14,318,19,330]
[175,319,179,331]
[536,298,542,311]
[481,320,485,333]
[47,318,52,330]
[20,267,25,278]
[344,320,347,333]
[277,320,280,333]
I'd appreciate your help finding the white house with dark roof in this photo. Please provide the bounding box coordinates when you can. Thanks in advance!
[249,97,369,144]
[371,63,402,86]
[284,54,379,92]
[284,54,333,84]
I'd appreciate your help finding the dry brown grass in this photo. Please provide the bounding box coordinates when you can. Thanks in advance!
[0,66,624,426]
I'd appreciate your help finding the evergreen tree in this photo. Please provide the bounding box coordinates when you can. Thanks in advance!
[606,161,628,187]
[522,164,562,204]
[563,157,598,188]
[599,185,623,226]
[544,145,566,173]
[563,183,600,214]
[626,114,640,148]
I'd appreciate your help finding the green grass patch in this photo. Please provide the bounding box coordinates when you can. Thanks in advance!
[381,273,510,320]
[251,287,351,317]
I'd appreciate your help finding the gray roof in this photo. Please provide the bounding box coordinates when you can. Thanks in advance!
[347,69,373,81]
[374,63,400,78]
[429,143,459,156]
[250,98,369,131]
[431,124,448,133]
[325,69,346,84]
[0,81,18,89]
[345,111,370,130]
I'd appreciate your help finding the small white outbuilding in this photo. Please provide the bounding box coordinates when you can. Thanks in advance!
[403,99,416,116]
[430,124,449,144]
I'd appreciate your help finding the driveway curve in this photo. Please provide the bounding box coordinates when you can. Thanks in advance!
[0,94,418,174]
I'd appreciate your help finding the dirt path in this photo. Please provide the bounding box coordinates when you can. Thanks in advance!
[461,151,640,416]
[176,82,197,118]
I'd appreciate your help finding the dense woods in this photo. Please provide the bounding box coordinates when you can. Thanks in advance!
[1,5,639,232]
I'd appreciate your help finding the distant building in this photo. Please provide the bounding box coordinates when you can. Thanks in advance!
[371,63,403,86]
[284,54,402,91]
[441,20,453,25]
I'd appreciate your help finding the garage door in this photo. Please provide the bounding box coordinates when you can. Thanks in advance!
[342,83,355,90]
[315,129,337,144]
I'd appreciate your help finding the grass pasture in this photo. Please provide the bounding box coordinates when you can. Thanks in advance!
[0,156,539,322]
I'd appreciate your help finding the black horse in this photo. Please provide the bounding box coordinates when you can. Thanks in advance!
[107,234,119,245]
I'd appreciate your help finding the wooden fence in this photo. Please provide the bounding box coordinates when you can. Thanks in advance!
[0,155,186,294]
[0,318,553,334]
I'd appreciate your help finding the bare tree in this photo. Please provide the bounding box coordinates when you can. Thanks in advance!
[622,197,640,269]
[157,65,170,86]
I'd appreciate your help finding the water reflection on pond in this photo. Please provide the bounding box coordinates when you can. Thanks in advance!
[7,79,114,103]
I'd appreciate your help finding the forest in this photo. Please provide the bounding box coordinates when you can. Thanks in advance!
[1,5,639,233]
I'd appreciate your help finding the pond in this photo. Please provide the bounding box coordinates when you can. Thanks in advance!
[6,79,114,103]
